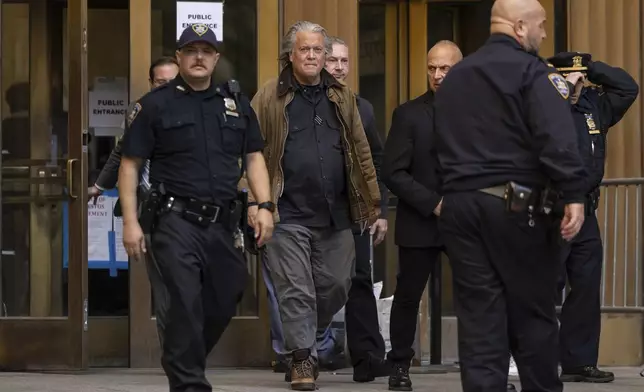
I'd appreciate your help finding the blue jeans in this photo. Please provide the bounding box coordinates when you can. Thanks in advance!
[262,253,340,362]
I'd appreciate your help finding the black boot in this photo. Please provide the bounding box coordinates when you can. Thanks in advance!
[560,365,615,383]
[388,363,412,391]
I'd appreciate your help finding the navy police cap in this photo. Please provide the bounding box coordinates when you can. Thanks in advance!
[177,23,219,51]
[547,51,592,73]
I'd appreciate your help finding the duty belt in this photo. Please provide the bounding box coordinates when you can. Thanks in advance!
[164,196,223,227]
[477,182,561,225]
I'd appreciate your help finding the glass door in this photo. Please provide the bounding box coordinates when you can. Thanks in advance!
[0,0,89,370]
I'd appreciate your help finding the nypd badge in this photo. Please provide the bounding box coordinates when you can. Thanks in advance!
[223,97,237,112]
[547,73,569,100]
[192,23,208,37]
[126,103,142,127]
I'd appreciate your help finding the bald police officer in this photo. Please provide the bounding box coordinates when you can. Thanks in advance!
[548,51,639,383]
[432,1,586,391]
[119,24,274,392]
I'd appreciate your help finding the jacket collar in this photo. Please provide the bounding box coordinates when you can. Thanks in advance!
[277,65,342,97]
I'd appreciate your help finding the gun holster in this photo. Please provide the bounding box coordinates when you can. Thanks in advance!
[139,184,165,234]
[238,190,260,255]
[229,199,243,233]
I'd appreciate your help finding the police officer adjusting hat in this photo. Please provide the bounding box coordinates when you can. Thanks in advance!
[547,52,592,75]
[177,23,219,51]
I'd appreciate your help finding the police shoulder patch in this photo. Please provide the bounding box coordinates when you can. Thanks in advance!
[126,102,142,127]
[547,73,569,100]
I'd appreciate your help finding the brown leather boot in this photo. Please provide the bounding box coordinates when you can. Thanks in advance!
[289,349,317,391]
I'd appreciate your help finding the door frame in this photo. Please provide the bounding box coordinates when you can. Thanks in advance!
[128,0,276,368]
[0,0,88,370]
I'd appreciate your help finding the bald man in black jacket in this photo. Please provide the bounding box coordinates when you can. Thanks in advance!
[382,40,464,392]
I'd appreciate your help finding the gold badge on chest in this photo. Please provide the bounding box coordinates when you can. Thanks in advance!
[584,113,600,134]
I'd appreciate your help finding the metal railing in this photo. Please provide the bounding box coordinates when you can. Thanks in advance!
[559,177,644,313]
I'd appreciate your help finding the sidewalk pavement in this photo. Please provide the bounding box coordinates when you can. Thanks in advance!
[0,367,642,392]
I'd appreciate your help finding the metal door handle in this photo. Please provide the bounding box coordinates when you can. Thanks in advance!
[66,158,79,199]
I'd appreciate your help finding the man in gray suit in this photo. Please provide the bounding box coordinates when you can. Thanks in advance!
[87,56,178,345]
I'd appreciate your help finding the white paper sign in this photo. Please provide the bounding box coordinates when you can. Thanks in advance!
[89,77,129,130]
[176,1,223,41]
[87,196,114,261]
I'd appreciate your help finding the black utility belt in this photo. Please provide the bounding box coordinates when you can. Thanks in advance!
[162,196,226,227]
[478,181,560,218]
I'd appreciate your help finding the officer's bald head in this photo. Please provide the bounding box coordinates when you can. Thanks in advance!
[490,0,547,54]
[427,40,462,92]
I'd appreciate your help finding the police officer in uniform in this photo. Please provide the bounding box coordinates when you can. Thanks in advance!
[432,1,586,391]
[547,51,639,383]
[118,24,274,392]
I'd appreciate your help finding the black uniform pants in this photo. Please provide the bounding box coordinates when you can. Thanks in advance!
[151,212,248,392]
[558,213,603,370]
[144,234,169,348]
[386,246,441,366]
[439,192,562,392]
[346,232,386,370]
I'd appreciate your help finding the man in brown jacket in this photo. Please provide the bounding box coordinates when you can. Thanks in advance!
[246,21,380,391]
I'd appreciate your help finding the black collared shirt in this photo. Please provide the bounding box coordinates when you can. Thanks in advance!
[278,71,351,229]
[120,75,264,203]
[432,34,586,203]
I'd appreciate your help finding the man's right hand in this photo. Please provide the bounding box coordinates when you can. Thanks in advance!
[123,221,146,262]
[88,185,103,205]
[560,203,585,241]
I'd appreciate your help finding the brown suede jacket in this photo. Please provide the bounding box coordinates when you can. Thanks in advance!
[242,66,381,225]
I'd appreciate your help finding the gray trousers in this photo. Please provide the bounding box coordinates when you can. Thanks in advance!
[144,234,169,347]
[264,224,355,359]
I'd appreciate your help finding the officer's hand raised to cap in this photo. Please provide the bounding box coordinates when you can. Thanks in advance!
[561,203,585,241]
[254,208,274,247]
[123,221,146,262]
[565,72,585,86]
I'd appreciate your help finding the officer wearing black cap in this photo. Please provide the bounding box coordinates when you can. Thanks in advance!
[547,50,639,384]
[118,23,274,392]
[431,1,587,391]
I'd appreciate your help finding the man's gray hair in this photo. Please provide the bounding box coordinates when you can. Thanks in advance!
[279,21,331,68]
[328,36,347,48]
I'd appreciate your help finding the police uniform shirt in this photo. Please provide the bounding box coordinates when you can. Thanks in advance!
[432,33,586,203]
[120,75,264,203]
